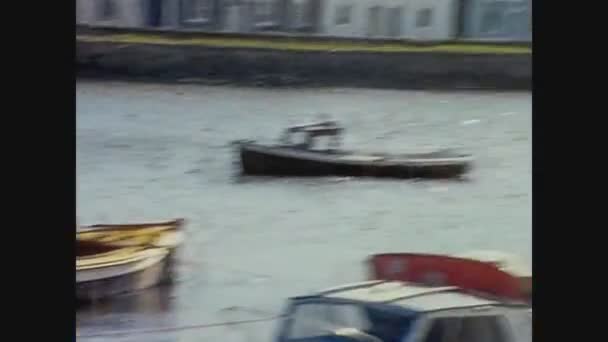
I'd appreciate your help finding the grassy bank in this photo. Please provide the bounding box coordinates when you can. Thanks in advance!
[77,27,531,90]
[76,32,532,54]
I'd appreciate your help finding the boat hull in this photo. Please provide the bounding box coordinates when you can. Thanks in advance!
[239,144,471,179]
[76,248,172,303]
[76,219,185,302]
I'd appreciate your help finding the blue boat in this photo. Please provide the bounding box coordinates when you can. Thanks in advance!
[274,280,530,342]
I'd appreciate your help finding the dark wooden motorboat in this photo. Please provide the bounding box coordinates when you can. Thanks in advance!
[237,121,473,179]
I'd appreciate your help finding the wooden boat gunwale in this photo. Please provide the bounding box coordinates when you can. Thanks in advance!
[76,248,170,272]
[79,218,185,232]
[77,245,160,266]
[77,218,186,249]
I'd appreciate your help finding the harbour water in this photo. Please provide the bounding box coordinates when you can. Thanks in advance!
[76,81,532,342]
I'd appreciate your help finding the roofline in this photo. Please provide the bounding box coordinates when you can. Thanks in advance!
[383,287,461,304]
[423,302,531,314]
[316,280,387,296]
[319,281,463,303]
[294,281,531,311]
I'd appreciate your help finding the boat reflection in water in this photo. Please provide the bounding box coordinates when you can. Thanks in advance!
[77,284,173,314]
[76,285,177,338]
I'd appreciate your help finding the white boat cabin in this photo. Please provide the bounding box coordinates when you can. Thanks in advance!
[279,121,344,151]
[275,280,530,342]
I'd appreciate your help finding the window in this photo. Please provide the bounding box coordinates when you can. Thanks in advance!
[328,304,371,331]
[97,0,116,21]
[286,302,414,342]
[254,0,276,23]
[287,303,371,339]
[292,1,304,26]
[287,304,330,339]
[416,8,433,28]
[335,5,352,25]
[364,306,414,342]
[387,7,403,37]
[528,7,532,36]
[368,6,382,37]
[291,0,312,28]
[479,0,532,35]
[183,0,213,22]
[421,316,511,342]
[480,9,503,33]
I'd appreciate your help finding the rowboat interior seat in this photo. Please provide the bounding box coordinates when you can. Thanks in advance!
[77,239,118,257]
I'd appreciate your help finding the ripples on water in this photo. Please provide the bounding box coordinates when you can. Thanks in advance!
[76,81,531,341]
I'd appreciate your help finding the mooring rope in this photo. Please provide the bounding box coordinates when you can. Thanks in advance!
[77,315,282,339]
[76,258,283,339]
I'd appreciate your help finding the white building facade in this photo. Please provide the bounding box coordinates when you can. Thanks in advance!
[460,0,531,40]
[319,0,459,40]
[76,0,531,41]
[77,0,149,27]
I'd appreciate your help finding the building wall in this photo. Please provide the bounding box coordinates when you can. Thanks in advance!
[219,1,250,32]
[161,0,181,28]
[198,0,287,33]
[76,0,148,28]
[284,0,322,33]
[176,0,222,30]
[76,0,532,41]
[461,0,531,40]
[319,0,365,37]
[319,0,458,40]
[407,0,459,40]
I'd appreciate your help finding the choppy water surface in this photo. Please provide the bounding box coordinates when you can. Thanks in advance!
[76,81,531,342]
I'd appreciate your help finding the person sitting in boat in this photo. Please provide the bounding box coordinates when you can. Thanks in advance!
[280,127,316,150]
[293,134,315,150]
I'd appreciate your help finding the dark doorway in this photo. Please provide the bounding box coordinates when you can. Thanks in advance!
[456,0,468,37]
[148,0,163,27]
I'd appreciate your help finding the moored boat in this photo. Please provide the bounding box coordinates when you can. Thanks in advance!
[76,241,172,302]
[76,219,185,302]
[237,121,473,179]
[275,275,530,342]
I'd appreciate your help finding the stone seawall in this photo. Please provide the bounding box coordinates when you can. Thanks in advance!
[76,29,531,90]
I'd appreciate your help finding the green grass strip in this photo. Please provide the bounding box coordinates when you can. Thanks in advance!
[77,33,531,54]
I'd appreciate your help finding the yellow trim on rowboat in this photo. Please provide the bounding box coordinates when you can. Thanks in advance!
[76,247,168,270]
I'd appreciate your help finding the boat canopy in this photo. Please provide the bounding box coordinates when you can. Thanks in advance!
[280,121,344,149]
[278,281,528,342]
[284,120,344,136]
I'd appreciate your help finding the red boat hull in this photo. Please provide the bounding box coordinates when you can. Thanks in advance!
[368,253,526,302]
